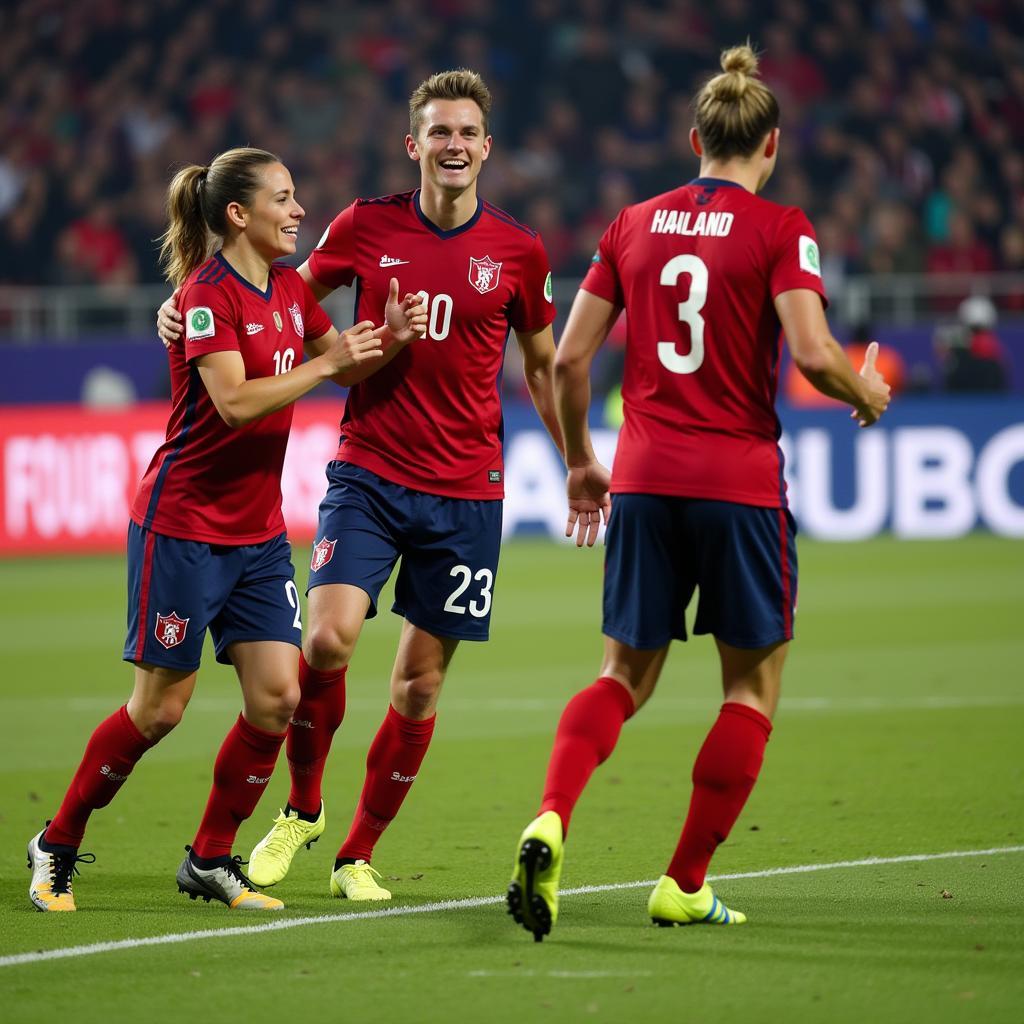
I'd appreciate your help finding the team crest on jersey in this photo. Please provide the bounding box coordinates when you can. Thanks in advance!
[154,611,189,650]
[288,302,304,337]
[468,255,502,295]
[311,537,337,572]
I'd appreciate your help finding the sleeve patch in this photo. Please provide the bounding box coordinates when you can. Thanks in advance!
[798,235,821,277]
[185,306,215,340]
[315,225,330,251]
[543,271,553,303]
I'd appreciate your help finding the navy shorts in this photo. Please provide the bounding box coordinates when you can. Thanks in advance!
[308,462,502,641]
[603,495,798,650]
[122,522,302,671]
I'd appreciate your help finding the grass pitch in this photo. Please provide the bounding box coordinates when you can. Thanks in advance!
[1,536,1022,1023]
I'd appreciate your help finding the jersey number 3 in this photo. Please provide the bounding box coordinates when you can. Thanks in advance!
[659,254,707,374]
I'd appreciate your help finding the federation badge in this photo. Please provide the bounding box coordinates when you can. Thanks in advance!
[798,235,821,277]
[273,310,283,332]
[311,537,337,572]
[468,255,502,295]
[185,306,215,340]
[288,302,304,337]
[154,611,189,650]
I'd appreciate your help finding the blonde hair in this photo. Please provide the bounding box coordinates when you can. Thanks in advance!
[693,44,779,161]
[409,69,492,137]
[158,147,279,286]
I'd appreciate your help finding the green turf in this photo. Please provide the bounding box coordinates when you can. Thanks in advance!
[2,536,1023,1022]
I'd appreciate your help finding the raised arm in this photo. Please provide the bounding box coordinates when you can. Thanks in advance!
[554,288,621,546]
[775,288,890,426]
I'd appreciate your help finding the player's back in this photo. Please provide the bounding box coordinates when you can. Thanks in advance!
[585,178,825,508]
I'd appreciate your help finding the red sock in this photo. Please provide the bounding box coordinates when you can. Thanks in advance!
[667,702,772,892]
[286,655,346,816]
[539,676,635,836]
[337,704,435,862]
[46,705,155,848]
[191,714,286,860]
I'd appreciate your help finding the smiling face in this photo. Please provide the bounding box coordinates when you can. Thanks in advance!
[406,98,491,198]
[228,162,304,259]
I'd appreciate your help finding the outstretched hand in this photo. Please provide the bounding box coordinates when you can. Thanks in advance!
[852,340,891,427]
[385,277,428,345]
[565,461,612,547]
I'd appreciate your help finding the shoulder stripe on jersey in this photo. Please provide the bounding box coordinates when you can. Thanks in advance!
[357,190,416,208]
[482,201,537,238]
[195,259,221,284]
[141,367,203,531]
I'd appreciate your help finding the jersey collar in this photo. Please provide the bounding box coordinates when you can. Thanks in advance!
[215,251,274,301]
[689,177,748,191]
[413,189,483,239]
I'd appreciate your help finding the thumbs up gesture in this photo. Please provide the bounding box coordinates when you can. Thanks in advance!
[853,341,892,427]
[384,276,428,345]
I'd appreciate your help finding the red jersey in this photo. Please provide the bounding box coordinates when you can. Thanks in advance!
[308,189,555,499]
[582,178,827,508]
[132,253,332,543]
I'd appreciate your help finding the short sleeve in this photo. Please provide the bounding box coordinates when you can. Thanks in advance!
[299,274,333,340]
[580,214,624,308]
[180,280,240,362]
[307,203,358,291]
[769,207,828,306]
[507,234,556,332]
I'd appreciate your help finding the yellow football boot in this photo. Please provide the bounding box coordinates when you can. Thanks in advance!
[647,875,747,925]
[507,810,564,942]
[329,859,392,901]
[248,804,326,887]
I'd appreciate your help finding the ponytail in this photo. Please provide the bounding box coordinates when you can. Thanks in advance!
[159,165,213,287]
[158,147,280,287]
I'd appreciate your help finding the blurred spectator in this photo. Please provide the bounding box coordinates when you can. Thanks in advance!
[0,0,1019,376]
[934,296,1010,393]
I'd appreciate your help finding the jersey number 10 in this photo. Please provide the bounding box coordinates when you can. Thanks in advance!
[415,290,454,341]
[659,254,707,374]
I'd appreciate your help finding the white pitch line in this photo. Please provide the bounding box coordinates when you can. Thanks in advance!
[3,844,1022,969]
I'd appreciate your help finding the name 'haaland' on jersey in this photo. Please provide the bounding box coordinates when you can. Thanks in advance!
[650,210,734,237]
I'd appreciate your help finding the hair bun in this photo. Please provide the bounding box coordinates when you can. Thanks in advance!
[720,44,758,78]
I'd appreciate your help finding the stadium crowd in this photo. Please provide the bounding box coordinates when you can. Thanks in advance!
[1,0,1022,294]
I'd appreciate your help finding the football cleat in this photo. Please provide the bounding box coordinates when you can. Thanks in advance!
[247,803,326,887]
[507,810,564,942]
[647,875,747,926]
[176,848,284,910]
[329,860,391,901]
[27,827,95,912]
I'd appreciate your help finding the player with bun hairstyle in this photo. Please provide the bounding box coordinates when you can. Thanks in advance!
[27,148,425,913]
[508,45,890,940]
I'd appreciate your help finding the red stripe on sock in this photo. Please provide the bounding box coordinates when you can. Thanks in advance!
[777,508,793,640]
[337,704,435,862]
[191,714,286,860]
[539,676,634,837]
[133,530,157,663]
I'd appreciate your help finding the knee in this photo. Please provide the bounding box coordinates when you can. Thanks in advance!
[303,623,355,670]
[250,680,301,732]
[392,672,443,718]
[136,696,187,741]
